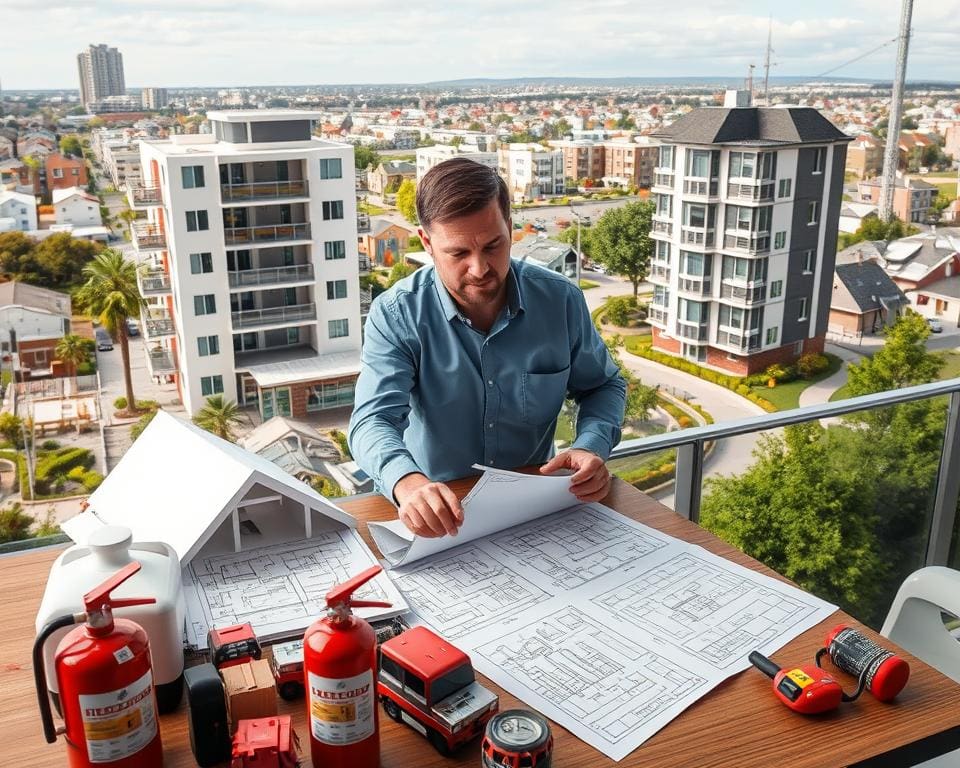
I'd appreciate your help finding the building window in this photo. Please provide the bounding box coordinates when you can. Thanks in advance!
[200,375,224,396]
[181,165,205,189]
[326,280,347,300]
[798,297,808,321]
[322,200,344,220]
[658,145,674,169]
[306,378,356,412]
[328,318,349,338]
[190,252,213,274]
[812,147,826,173]
[53,168,63,178]
[324,240,346,260]
[774,231,786,249]
[807,201,819,225]
[186,210,209,231]
[802,250,815,273]
[194,294,216,316]
[197,335,220,356]
[71,168,79,176]
[778,178,792,198]
[766,327,778,345]
[770,280,783,298]
[319,158,342,179]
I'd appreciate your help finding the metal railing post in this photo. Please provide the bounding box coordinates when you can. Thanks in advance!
[674,440,704,523]
[927,390,960,566]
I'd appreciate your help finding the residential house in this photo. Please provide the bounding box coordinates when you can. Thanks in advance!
[45,153,89,193]
[511,235,578,279]
[603,137,659,188]
[415,145,498,183]
[17,131,56,157]
[0,281,71,376]
[556,140,605,184]
[898,131,937,169]
[857,175,938,223]
[359,219,415,267]
[0,189,38,232]
[870,229,960,292]
[499,143,564,202]
[830,259,908,337]
[52,187,102,228]
[0,158,37,194]
[845,134,883,180]
[0,136,13,160]
[367,161,416,197]
[838,202,879,234]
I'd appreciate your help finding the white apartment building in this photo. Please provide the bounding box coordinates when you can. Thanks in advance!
[647,103,852,376]
[498,143,564,202]
[129,110,362,419]
[91,129,145,190]
[0,190,38,232]
[415,144,498,182]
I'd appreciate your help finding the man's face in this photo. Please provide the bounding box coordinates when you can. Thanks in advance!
[420,199,512,312]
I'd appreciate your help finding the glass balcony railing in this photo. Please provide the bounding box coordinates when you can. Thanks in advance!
[137,270,171,295]
[227,264,314,289]
[220,180,309,202]
[224,223,311,246]
[146,347,177,375]
[231,302,317,329]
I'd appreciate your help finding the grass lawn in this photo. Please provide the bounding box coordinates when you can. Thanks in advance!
[359,201,389,215]
[579,279,599,290]
[750,353,844,411]
[829,384,851,402]
[938,350,960,380]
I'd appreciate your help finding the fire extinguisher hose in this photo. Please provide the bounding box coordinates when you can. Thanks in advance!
[34,614,82,743]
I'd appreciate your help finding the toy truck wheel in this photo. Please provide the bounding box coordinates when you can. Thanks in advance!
[427,728,452,757]
[278,681,303,701]
[382,697,402,722]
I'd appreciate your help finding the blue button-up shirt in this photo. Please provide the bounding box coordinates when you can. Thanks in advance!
[348,259,626,500]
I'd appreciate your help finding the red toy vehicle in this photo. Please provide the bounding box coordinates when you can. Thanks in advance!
[378,626,498,755]
[208,622,262,670]
[231,715,300,768]
[270,639,305,701]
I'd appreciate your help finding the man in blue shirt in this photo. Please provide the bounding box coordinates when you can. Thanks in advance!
[349,158,626,538]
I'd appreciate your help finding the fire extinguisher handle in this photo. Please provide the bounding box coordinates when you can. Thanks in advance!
[82,561,153,613]
[325,565,384,608]
[34,613,82,744]
[348,600,393,609]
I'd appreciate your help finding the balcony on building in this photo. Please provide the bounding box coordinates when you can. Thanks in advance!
[726,150,777,204]
[653,170,674,191]
[715,327,762,352]
[127,183,163,209]
[360,285,372,317]
[652,218,673,237]
[145,345,177,376]
[357,212,371,234]
[649,264,671,284]
[223,202,311,248]
[683,148,721,198]
[226,244,314,290]
[720,281,767,304]
[130,222,167,252]
[676,313,709,342]
[219,159,309,204]
[358,254,372,274]
[142,308,175,339]
[230,286,317,331]
[137,268,171,296]
[677,275,712,298]
[723,231,771,255]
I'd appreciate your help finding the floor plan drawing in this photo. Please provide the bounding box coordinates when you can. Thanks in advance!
[182,530,400,648]
[487,505,670,589]
[391,545,552,639]
[595,552,820,668]
[473,606,708,750]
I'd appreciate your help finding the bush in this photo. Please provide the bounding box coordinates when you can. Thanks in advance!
[130,410,158,442]
[797,353,831,379]
[736,384,752,396]
[676,415,694,429]
[40,439,61,451]
[329,429,352,460]
[77,361,96,376]
[67,466,87,482]
[35,447,94,483]
[0,503,33,544]
[114,396,127,410]
[763,364,797,384]
[605,296,638,327]
[82,471,104,492]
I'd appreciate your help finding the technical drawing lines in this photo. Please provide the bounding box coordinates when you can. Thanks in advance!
[474,605,707,743]
[391,545,551,640]
[596,552,819,668]
[487,504,669,589]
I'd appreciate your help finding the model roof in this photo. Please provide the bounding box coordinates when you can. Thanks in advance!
[0,280,70,317]
[652,107,850,146]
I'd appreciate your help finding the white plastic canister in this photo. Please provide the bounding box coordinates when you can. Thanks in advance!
[35,525,186,713]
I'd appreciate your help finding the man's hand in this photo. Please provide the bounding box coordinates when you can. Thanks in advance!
[540,449,611,502]
[393,473,464,538]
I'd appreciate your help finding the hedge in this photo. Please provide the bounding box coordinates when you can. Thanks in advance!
[35,447,94,483]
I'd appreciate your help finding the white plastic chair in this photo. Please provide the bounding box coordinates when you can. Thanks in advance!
[881,567,960,767]
[881,566,960,683]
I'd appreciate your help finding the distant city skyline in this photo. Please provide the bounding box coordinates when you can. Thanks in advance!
[5,0,960,90]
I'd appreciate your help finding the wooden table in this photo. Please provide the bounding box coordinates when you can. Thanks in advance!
[3,478,960,767]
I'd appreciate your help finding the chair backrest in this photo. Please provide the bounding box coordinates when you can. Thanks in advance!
[881,566,960,684]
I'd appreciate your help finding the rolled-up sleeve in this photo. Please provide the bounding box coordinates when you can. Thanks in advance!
[566,294,626,460]
[347,296,422,500]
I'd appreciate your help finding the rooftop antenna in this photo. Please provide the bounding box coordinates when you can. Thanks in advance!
[746,64,756,102]
[879,0,914,222]
[762,18,776,105]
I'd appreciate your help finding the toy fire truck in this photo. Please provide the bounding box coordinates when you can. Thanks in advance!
[378,626,498,755]
[231,715,300,768]
[270,639,305,701]
[208,622,263,670]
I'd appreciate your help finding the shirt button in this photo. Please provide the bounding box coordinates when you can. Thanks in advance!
[487,380,494,387]
[488,423,494,429]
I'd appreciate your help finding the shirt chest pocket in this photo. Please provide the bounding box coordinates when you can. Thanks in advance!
[522,367,570,425]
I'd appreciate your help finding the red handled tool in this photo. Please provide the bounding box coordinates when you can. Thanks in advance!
[749,651,844,715]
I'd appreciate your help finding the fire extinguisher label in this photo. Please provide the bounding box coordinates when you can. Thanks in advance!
[78,669,158,764]
[308,669,375,745]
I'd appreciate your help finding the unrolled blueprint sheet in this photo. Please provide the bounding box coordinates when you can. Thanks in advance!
[388,499,837,761]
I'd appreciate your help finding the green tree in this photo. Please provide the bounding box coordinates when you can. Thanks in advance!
[408,235,423,251]
[467,121,484,132]
[0,231,40,281]
[555,223,593,259]
[846,313,943,398]
[589,201,654,298]
[354,145,380,170]
[838,214,915,249]
[77,249,144,411]
[396,179,418,224]
[33,232,101,287]
[0,412,24,448]
[0,503,33,544]
[604,337,657,421]
[311,475,347,499]
[192,395,243,442]
[59,135,82,157]
[55,334,89,377]
[387,261,416,287]
[492,114,511,126]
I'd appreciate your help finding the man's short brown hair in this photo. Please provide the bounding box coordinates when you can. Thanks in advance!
[416,157,510,231]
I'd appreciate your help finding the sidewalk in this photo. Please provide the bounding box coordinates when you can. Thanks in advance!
[797,344,864,408]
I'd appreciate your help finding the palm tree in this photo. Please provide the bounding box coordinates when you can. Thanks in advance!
[192,396,243,442]
[77,249,144,411]
[55,334,88,378]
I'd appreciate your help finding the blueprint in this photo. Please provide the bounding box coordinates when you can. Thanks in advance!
[182,528,406,648]
[385,468,837,761]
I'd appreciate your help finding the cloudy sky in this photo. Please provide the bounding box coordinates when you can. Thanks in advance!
[5,0,960,89]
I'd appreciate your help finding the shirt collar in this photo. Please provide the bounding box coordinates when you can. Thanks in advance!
[432,262,526,325]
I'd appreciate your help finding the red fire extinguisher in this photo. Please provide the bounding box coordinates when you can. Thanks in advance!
[33,561,163,768]
[304,564,391,768]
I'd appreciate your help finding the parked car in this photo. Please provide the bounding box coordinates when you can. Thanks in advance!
[95,328,114,351]
[928,317,943,333]
[126,318,140,337]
